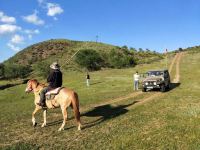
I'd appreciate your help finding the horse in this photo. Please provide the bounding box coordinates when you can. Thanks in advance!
[25,79,81,131]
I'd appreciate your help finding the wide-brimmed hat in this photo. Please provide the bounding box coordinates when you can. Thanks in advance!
[50,62,60,70]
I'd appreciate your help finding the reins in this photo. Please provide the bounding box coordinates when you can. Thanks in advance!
[33,82,44,93]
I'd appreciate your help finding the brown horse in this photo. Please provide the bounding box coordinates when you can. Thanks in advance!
[25,79,81,131]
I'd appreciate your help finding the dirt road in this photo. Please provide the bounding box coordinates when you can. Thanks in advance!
[82,52,183,112]
[127,52,183,110]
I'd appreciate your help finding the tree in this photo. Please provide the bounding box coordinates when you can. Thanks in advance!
[75,49,103,71]
[179,48,183,51]
[0,63,4,78]
[138,48,144,52]
[130,47,137,52]
[146,48,151,52]
[122,45,128,50]
[4,64,32,79]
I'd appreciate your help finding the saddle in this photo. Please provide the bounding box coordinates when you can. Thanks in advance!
[45,87,64,100]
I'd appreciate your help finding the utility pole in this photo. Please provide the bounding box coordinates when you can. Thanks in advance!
[165,49,168,69]
[96,35,99,43]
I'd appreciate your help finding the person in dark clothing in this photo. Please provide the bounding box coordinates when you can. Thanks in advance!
[37,62,62,107]
[86,72,90,86]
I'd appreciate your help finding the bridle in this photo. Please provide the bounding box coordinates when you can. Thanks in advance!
[26,80,39,92]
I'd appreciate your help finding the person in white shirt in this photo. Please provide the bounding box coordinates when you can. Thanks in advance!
[133,71,140,90]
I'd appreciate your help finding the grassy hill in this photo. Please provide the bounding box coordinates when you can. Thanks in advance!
[1,39,164,79]
[4,39,115,66]
[4,39,163,66]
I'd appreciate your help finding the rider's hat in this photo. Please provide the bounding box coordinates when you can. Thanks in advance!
[50,62,60,70]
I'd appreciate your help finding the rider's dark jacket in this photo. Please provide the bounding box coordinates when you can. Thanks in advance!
[47,69,62,88]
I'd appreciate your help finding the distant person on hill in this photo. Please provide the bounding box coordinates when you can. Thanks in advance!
[133,71,140,91]
[86,72,90,86]
[37,62,62,107]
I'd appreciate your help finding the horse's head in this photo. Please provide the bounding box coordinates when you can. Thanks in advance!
[25,79,39,93]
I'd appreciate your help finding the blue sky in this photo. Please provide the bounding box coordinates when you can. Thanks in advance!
[0,0,200,62]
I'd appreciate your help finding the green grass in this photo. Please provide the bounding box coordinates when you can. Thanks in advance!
[1,52,200,149]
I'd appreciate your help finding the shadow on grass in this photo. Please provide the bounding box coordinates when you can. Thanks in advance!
[169,82,181,91]
[90,81,103,85]
[0,79,28,90]
[44,101,138,130]
[0,83,21,90]
[81,101,139,129]
[45,119,75,130]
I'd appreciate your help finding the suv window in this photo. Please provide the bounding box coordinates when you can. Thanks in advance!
[148,71,163,76]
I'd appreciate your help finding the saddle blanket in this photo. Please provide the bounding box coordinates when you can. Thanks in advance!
[45,87,64,100]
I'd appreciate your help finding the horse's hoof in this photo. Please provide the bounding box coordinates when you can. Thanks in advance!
[41,123,46,128]
[33,122,37,127]
[58,128,64,131]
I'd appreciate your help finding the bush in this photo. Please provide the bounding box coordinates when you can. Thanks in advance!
[4,64,32,79]
[75,49,103,71]
[107,49,135,68]
[34,61,50,78]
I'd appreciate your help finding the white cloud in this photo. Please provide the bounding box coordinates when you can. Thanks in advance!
[24,29,40,34]
[47,3,63,17]
[7,43,20,51]
[0,24,21,35]
[22,11,44,25]
[7,34,24,51]
[37,0,45,5]
[10,34,24,44]
[28,34,32,40]
[24,29,40,40]
[0,11,16,24]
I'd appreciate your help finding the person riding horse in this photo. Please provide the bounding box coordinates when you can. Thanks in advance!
[37,62,62,107]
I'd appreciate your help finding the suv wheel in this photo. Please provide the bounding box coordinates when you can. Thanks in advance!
[160,84,166,92]
[142,88,147,92]
[167,83,171,90]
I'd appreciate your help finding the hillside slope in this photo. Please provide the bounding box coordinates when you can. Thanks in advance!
[4,39,163,67]
[0,39,165,79]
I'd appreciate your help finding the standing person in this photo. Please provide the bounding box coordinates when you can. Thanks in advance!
[86,72,90,87]
[133,71,140,91]
[37,62,62,107]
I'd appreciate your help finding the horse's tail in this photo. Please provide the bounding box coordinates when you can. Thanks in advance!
[71,92,81,130]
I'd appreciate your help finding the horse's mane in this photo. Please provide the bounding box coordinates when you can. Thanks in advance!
[30,79,45,87]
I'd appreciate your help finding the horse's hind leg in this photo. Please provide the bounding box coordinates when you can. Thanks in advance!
[58,106,67,131]
[72,102,81,130]
[75,112,81,131]
[41,109,47,127]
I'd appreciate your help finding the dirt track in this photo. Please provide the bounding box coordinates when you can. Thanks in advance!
[82,52,183,112]
[127,52,183,109]
[173,52,183,83]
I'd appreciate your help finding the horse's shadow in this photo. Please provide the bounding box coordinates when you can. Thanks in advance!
[81,101,138,129]
[45,101,138,130]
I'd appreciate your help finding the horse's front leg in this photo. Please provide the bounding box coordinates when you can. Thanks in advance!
[32,107,40,127]
[41,109,47,127]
